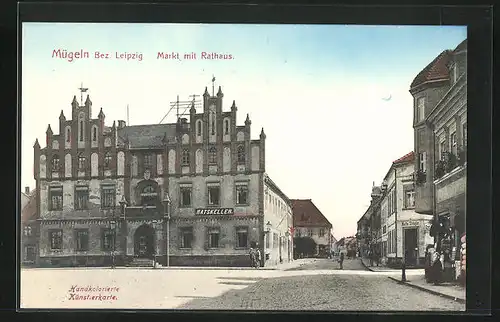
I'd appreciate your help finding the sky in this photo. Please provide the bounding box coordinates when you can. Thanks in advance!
[21,23,467,239]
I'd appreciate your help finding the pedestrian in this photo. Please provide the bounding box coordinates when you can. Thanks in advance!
[249,247,257,268]
[369,250,373,266]
[255,247,262,268]
[339,252,344,269]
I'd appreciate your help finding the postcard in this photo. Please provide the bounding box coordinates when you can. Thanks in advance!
[20,22,467,311]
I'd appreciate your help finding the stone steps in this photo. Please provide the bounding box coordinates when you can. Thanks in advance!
[127,258,155,267]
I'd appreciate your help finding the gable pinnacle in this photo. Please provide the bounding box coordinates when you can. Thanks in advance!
[59,110,65,120]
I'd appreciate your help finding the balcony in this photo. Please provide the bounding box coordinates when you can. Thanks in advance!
[124,204,166,220]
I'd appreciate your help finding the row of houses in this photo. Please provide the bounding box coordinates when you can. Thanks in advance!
[20,84,335,267]
[356,39,467,284]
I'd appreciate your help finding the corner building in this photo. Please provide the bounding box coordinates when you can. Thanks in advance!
[33,85,292,267]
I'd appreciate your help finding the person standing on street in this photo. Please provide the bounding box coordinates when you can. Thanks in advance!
[339,252,344,270]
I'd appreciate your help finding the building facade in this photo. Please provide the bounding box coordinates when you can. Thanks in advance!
[31,85,292,267]
[21,187,38,266]
[291,199,332,257]
[381,152,434,267]
[410,39,467,280]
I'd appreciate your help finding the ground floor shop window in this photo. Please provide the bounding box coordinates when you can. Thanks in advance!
[50,230,63,250]
[236,227,248,248]
[75,229,89,251]
[208,228,220,248]
[180,227,193,249]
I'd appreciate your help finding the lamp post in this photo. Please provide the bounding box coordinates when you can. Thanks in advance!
[110,218,116,269]
[152,219,158,269]
[285,231,290,262]
[118,196,127,268]
[163,193,171,267]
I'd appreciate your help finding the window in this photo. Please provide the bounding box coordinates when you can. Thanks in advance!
[141,185,157,206]
[417,97,425,121]
[49,186,63,211]
[211,113,215,135]
[181,149,190,166]
[236,183,248,205]
[307,229,313,237]
[404,189,415,209]
[439,139,447,160]
[419,151,427,172]
[25,245,36,261]
[319,229,325,237]
[224,119,229,135]
[51,155,60,172]
[144,154,153,170]
[296,229,302,237]
[197,121,202,136]
[208,185,220,206]
[66,128,71,142]
[392,189,397,213]
[75,185,89,210]
[92,127,97,141]
[236,227,248,248]
[79,120,84,141]
[24,226,32,236]
[180,186,192,207]
[450,132,457,155]
[208,146,217,164]
[237,145,245,164]
[75,229,89,251]
[78,154,86,170]
[382,226,386,234]
[101,185,116,209]
[101,229,114,251]
[180,227,193,248]
[462,122,467,146]
[388,192,392,215]
[104,152,112,169]
[50,230,63,250]
[208,228,220,248]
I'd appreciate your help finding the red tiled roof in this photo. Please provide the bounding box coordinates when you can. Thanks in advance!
[393,151,415,164]
[291,199,332,228]
[410,50,452,89]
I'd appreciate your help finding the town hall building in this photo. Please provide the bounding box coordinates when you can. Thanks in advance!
[31,84,293,267]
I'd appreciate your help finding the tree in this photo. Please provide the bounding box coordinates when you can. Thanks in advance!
[293,236,317,257]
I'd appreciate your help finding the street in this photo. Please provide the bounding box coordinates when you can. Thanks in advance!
[20,259,465,311]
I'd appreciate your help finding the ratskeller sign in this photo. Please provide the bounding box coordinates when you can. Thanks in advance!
[195,208,234,215]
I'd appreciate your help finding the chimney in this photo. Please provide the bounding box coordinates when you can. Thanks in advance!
[117,120,126,129]
[25,187,30,194]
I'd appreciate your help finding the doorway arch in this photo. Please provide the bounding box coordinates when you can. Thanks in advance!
[134,224,155,258]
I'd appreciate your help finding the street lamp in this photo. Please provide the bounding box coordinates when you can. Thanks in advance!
[285,231,291,262]
[152,219,158,269]
[163,193,171,267]
[110,219,116,269]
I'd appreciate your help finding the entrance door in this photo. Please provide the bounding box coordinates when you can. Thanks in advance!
[404,228,418,266]
[134,225,155,258]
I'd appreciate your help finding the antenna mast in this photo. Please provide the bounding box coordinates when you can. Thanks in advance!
[159,95,202,124]
[78,82,88,106]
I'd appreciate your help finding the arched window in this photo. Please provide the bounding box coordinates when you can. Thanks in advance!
[141,185,157,206]
[224,119,229,135]
[51,155,60,171]
[181,149,190,165]
[79,121,84,141]
[208,145,217,164]
[92,127,97,141]
[66,128,71,142]
[237,145,245,164]
[197,120,202,136]
[78,154,86,170]
[104,152,112,169]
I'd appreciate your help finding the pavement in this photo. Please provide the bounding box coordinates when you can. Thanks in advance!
[359,256,465,303]
[20,258,465,311]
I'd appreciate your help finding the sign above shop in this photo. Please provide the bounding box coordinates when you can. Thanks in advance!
[195,208,234,215]
[402,220,420,227]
